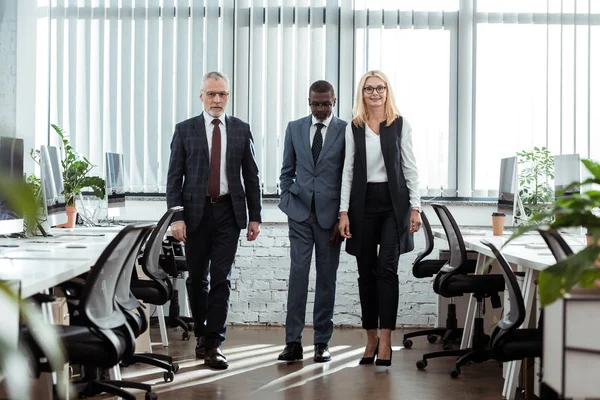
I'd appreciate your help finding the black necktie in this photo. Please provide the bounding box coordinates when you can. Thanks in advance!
[312,123,324,164]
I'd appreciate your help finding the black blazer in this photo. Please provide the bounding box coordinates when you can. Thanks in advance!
[346,116,414,256]
[166,114,262,231]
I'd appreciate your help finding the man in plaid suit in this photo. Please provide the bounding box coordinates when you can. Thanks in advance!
[166,71,262,370]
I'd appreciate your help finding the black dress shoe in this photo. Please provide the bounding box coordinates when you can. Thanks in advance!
[359,338,379,365]
[205,347,228,369]
[375,346,393,368]
[195,337,206,359]
[278,342,303,361]
[313,343,331,363]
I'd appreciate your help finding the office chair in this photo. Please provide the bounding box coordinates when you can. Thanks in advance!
[132,206,192,343]
[119,210,185,381]
[25,224,158,400]
[480,240,543,362]
[538,229,574,260]
[403,211,477,350]
[416,203,505,378]
[159,235,195,340]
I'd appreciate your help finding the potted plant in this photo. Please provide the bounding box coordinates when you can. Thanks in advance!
[516,146,555,222]
[51,124,105,228]
[0,176,68,399]
[512,158,600,306]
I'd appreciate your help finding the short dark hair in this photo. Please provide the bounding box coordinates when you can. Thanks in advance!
[309,80,335,97]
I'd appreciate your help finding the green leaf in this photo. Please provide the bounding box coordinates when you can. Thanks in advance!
[538,245,600,306]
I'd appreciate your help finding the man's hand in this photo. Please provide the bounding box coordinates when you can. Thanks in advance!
[410,210,422,233]
[329,221,343,246]
[247,221,261,241]
[338,212,352,239]
[171,221,187,242]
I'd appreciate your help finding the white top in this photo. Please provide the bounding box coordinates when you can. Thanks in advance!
[340,119,421,212]
[310,113,333,147]
[203,110,229,196]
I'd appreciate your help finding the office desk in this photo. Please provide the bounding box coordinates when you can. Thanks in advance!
[432,229,586,399]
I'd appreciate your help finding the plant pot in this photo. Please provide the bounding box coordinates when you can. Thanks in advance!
[56,204,77,228]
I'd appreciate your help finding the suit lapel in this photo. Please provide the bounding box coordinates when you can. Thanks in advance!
[317,116,341,163]
[300,116,314,168]
[356,124,367,174]
[194,114,209,159]
[379,122,393,174]
[225,115,236,174]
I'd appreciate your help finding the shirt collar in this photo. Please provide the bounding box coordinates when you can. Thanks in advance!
[311,113,333,128]
[203,110,226,127]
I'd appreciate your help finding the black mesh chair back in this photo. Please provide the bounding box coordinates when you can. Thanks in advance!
[114,226,155,311]
[412,211,447,279]
[431,203,467,273]
[538,229,574,262]
[140,206,184,282]
[78,224,154,330]
[416,211,434,264]
[481,240,525,331]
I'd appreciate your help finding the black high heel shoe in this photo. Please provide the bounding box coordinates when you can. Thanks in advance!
[359,338,379,365]
[375,346,393,368]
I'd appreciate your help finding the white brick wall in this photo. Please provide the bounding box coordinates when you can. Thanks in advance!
[228,222,443,328]
[0,3,17,135]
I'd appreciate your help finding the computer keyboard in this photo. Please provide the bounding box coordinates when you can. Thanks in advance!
[460,229,486,236]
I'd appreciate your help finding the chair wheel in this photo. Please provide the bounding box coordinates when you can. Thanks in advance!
[443,344,452,350]
[427,335,438,344]
[182,331,190,340]
[145,392,158,400]
[187,323,194,331]
[450,367,461,378]
[164,371,175,382]
[172,363,180,373]
[402,339,413,349]
[416,359,427,370]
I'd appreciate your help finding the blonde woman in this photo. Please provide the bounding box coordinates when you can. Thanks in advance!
[338,70,422,367]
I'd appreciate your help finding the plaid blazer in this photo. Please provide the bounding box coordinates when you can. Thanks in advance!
[166,114,262,231]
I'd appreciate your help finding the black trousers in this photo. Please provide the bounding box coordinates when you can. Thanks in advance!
[356,182,400,330]
[185,197,240,349]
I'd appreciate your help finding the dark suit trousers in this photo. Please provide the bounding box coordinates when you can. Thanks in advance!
[286,211,341,345]
[185,198,240,349]
[356,182,400,330]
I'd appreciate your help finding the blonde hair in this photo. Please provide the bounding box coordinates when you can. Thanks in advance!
[352,70,400,128]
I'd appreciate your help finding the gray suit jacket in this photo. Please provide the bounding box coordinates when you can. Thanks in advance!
[279,115,347,230]
[166,114,262,232]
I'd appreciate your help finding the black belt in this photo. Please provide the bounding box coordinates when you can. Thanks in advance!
[206,194,231,204]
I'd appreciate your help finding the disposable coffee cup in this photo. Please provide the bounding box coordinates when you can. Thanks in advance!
[492,212,505,236]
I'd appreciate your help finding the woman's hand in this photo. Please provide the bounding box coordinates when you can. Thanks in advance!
[338,212,352,239]
[410,209,422,233]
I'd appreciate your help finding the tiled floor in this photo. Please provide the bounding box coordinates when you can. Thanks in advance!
[101,325,505,400]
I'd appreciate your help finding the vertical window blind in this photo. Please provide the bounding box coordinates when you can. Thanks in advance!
[31,0,599,197]
[40,0,459,196]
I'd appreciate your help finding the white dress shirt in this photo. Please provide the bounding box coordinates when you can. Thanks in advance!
[340,119,421,212]
[203,110,229,196]
[310,113,334,148]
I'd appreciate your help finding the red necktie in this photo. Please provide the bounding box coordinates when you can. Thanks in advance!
[208,119,221,198]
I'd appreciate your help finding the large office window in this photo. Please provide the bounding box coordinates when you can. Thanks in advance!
[22,0,599,198]
[474,0,600,195]
[353,0,458,196]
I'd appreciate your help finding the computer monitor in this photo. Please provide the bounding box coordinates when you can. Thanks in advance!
[554,154,581,197]
[40,145,67,226]
[105,152,126,209]
[497,156,518,215]
[0,137,25,235]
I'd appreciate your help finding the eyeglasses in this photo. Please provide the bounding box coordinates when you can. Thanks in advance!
[363,86,387,95]
[309,102,333,109]
[203,91,230,98]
